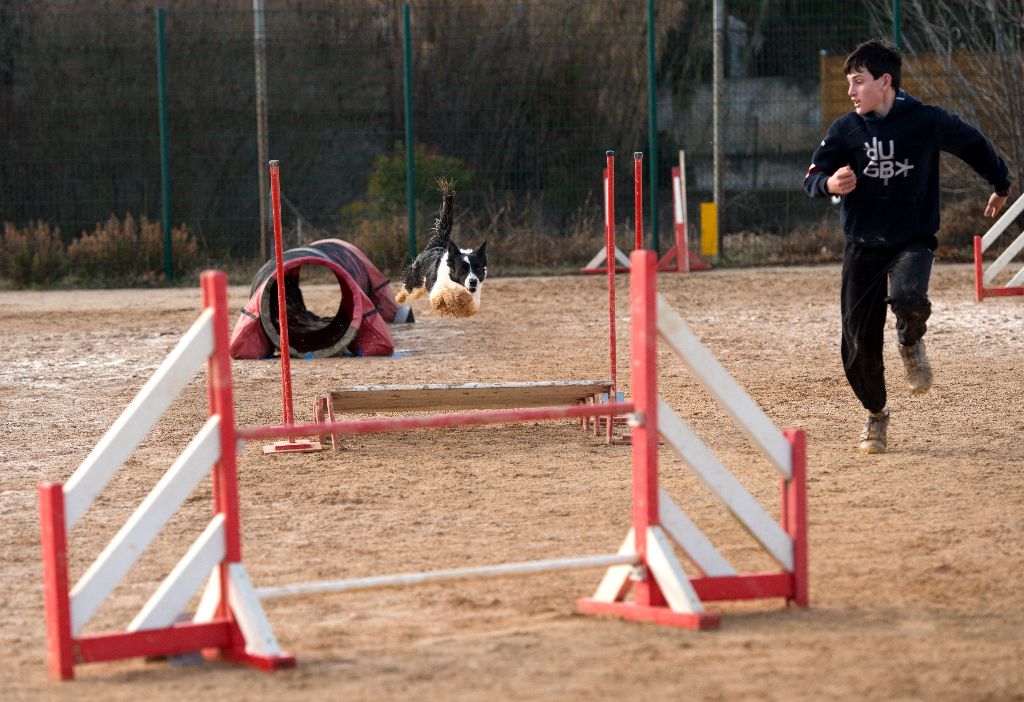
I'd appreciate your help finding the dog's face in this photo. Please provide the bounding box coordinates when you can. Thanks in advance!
[446,240,487,294]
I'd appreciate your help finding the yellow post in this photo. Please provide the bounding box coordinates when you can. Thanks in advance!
[700,202,719,257]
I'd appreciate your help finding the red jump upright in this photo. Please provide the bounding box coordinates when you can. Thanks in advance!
[38,272,295,680]
[582,150,710,275]
[973,193,1024,301]
[579,250,808,626]
[264,160,322,453]
[658,156,711,272]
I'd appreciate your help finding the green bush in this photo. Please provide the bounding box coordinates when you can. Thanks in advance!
[336,142,475,272]
[341,142,474,223]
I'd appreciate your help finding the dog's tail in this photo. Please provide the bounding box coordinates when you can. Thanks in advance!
[423,177,455,250]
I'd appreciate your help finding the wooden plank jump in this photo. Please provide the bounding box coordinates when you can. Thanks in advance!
[314,381,618,449]
[322,380,613,413]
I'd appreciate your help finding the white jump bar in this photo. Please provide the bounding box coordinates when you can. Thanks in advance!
[256,553,641,600]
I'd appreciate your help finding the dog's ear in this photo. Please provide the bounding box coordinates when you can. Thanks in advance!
[447,238,461,260]
[476,240,487,259]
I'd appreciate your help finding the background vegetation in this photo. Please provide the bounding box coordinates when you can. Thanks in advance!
[0,0,1018,287]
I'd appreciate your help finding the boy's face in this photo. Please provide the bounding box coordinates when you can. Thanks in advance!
[846,68,891,116]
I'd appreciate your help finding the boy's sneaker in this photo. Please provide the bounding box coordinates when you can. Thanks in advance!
[898,339,932,396]
[858,408,889,454]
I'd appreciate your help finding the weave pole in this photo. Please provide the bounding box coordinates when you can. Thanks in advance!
[605,151,617,442]
[634,152,644,251]
[264,161,322,453]
[675,150,689,273]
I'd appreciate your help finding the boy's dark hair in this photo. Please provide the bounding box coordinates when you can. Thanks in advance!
[843,38,902,91]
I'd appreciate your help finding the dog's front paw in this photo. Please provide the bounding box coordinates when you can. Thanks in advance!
[430,287,478,318]
[395,289,408,304]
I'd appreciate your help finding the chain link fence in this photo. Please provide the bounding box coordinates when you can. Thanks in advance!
[2,1,1015,280]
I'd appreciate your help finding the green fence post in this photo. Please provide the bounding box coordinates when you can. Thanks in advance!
[646,0,659,254]
[402,3,416,264]
[892,0,901,49]
[156,8,173,281]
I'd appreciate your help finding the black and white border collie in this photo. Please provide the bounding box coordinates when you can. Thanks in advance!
[395,178,487,315]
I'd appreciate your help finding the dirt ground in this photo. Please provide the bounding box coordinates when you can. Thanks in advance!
[2,263,1022,701]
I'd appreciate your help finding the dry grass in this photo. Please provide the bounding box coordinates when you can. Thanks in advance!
[0,214,202,288]
[0,220,67,287]
[67,213,200,286]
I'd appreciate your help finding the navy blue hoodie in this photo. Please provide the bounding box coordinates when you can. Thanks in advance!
[804,91,1011,249]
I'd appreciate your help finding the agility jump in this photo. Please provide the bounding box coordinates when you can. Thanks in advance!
[581,149,710,275]
[251,159,627,445]
[38,249,807,680]
[974,193,1024,301]
[313,380,616,451]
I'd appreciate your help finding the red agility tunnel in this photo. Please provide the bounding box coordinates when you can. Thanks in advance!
[229,239,411,359]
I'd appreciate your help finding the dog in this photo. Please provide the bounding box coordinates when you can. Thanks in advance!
[395,178,487,318]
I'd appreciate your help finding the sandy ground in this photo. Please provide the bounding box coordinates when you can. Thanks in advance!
[1,263,1022,701]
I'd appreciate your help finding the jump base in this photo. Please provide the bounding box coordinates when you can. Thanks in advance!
[218,648,297,672]
[262,439,324,454]
[577,598,721,630]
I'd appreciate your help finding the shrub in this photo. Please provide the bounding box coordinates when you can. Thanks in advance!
[448,188,602,275]
[371,142,475,214]
[935,195,989,259]
[780,218,845,262]
[67,213,201,286]
[0,220,68,287]
[341,214,409,276]
[341,142,475,224]
[338,143,476,273]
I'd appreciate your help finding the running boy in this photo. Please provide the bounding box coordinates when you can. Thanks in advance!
[804,38,1011,454]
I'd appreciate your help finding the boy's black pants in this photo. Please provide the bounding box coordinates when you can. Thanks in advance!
[841,241,933,413]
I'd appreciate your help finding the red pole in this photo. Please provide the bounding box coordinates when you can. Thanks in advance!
[38,482,75,680]
[973,236,985,302]
[633,152,644,251]
[201,271,245,647]
[238,401,635,442]
[605,151,617,442]
[269,161,295,429]
[783,428,809,607]
[202,271,242,563]
[629,249,665,607]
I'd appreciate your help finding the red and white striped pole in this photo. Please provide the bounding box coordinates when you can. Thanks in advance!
[605,151,617,442]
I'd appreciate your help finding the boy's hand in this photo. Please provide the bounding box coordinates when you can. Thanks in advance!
[827,166,857,196]
[984,191,1009,218]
